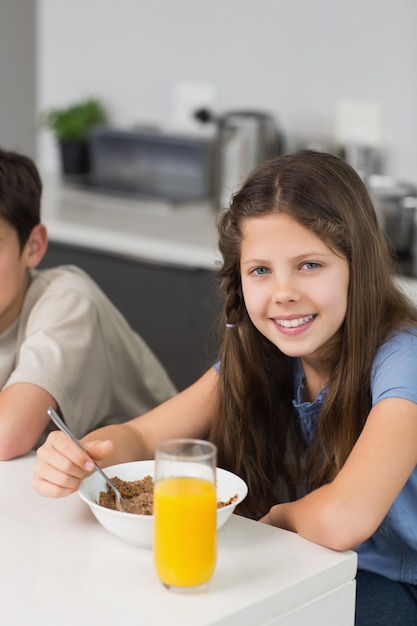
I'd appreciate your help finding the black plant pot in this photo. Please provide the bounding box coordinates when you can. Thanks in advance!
[59,139,90,176]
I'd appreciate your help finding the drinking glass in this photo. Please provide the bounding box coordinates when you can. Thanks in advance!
[154,438,217,593]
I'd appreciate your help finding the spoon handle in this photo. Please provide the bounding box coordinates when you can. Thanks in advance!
[47,407,85,450]
[47,407,111,484]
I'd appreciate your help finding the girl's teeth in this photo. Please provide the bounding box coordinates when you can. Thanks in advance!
[277,314,315,328]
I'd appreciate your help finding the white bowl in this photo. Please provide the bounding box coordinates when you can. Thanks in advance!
[79,460,248,548]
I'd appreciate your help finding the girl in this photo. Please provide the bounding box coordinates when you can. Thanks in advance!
[34,150,417,625]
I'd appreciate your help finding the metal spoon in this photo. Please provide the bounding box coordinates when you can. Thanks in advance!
[47,406,128,513]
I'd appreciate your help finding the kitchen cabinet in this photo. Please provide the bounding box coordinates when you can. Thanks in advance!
[39,177,224,390]
[40,242,223,391]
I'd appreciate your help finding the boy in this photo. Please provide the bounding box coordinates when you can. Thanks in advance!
[0,148,176,460]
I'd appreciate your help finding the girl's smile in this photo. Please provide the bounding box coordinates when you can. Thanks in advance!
[240,213,350,369]
[274,313,317,332]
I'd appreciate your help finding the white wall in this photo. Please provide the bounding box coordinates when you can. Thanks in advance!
[37,0,417,183]
[0,0,36,158]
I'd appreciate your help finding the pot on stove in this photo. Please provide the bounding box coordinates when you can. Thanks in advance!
[367,175,417,269]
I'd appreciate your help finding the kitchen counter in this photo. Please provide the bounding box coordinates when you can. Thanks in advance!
[1,453,357,626]
[41,175,221,271]
[395,275,417,303]
[41,178,417,295]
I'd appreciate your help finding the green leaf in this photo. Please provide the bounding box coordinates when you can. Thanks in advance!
[40,98,107,141]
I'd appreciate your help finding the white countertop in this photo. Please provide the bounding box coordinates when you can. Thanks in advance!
[395,275,417,303]
[41,178,417,298]
[1,454,357,626]
[41,176,221,271]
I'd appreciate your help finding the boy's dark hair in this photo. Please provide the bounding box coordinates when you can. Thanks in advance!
[0,148,42,250]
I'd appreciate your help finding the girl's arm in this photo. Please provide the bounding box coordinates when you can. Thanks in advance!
[33,367,218,498]
[260,397,417,551]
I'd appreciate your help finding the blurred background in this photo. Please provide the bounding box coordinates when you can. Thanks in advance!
[2,0,417,390]
[1,0,416,182]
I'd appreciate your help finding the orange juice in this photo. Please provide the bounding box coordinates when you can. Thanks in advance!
[154,476,217,588]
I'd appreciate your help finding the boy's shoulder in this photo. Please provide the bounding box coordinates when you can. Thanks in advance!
[29,265,104,302]
[22,265,111,323]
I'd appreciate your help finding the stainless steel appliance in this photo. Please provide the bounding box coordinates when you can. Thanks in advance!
[77,127,215,203]
[194,108,285,210]
[215,110,284,210]
[367,174,417,276]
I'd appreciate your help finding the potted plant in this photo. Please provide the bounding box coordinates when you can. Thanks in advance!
[41,97,107,175]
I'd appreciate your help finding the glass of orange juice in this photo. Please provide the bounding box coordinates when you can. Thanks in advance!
[154,438,217,593]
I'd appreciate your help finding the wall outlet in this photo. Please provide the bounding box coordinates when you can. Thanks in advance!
[171,81,217,133]
[335,100,383,147]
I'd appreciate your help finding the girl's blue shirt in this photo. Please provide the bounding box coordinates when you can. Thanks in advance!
[293,328,417,583]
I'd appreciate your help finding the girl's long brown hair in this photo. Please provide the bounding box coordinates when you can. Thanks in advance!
[210,150,417,519]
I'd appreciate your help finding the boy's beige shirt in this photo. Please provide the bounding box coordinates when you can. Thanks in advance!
[0,265,176,443]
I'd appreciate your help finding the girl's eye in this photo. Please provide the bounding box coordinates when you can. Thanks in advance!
[251,266,270,276]
[301,262,321,271]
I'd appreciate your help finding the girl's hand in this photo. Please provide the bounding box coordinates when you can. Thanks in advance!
[33,430,114,498]
[33,369,218,499]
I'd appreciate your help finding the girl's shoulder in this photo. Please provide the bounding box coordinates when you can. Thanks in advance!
[375,326,417,360]
[372,326,417,404]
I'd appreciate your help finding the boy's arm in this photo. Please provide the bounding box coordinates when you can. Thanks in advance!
[0,383,57,459]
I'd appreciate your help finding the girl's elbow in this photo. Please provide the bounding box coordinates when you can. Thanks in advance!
[311,502,375,552]
[319,529,361,552]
